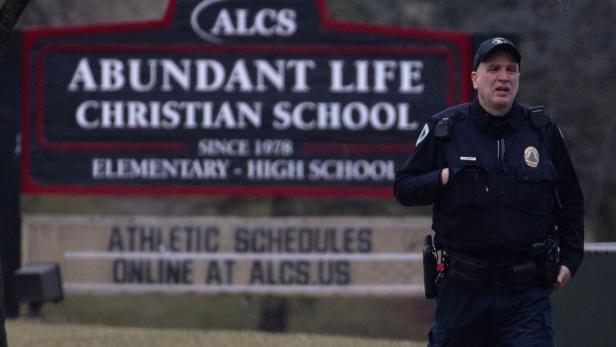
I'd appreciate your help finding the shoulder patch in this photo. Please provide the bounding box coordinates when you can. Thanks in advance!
[416,123,429,146]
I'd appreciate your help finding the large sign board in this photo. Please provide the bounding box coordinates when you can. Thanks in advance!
[21,0,471,195]
[22,215,431,296]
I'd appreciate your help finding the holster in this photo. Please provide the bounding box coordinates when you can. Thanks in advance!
[542,238,561,287]
[423,234,437,299]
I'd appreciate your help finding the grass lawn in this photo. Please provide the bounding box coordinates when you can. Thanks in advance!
[6,320,425,347]
[32,294,433,340]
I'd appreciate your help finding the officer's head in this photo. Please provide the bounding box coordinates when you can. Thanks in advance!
[471,37,521,116]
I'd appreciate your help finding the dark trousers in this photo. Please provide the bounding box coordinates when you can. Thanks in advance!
[427,272,555,347]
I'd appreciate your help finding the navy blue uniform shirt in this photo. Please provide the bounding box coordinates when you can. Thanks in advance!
[394,98,584,274]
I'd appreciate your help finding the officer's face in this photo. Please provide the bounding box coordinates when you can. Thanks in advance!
[471,50,520,116]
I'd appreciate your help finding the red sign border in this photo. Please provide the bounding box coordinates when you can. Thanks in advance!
[20,0,472,196]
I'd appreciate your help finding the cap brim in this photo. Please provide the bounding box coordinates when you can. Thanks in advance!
[473,43,521,70]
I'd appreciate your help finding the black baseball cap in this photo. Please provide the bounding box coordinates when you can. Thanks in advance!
[472,37,521,71]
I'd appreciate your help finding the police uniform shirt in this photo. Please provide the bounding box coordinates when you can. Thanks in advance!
[394,98,584,273]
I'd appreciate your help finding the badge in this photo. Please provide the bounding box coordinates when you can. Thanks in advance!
[524,146,539,168]
[416,123,429,146]
[492,37,507,45]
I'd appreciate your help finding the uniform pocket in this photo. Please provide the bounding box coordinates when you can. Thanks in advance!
[515,163,555,214]
[445,165,489,212]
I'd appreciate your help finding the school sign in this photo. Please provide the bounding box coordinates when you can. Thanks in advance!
[22,215,432,296]
[21,0,472,196]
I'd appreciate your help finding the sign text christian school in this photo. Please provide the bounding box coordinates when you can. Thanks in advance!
[21,0,471,195]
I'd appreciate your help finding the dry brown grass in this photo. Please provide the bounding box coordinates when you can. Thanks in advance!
[6,320,424,347]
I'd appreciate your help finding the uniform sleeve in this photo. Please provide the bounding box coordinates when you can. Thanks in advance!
[394,121,447,206]
[549,123,585,276]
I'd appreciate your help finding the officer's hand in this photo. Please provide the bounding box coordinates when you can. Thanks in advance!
[553,265,571,290]
[441,168,449,185]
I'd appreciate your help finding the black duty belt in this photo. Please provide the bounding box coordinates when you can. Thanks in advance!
[446,252,541,290]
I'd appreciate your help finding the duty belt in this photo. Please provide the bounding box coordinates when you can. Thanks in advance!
[446,252,541,290]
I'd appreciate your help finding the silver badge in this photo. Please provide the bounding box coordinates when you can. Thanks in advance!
[524,146,539,168]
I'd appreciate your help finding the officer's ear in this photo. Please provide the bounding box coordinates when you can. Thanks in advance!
[471,71,479,90]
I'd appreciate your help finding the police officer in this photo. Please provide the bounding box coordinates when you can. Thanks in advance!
[394,37,584,346]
